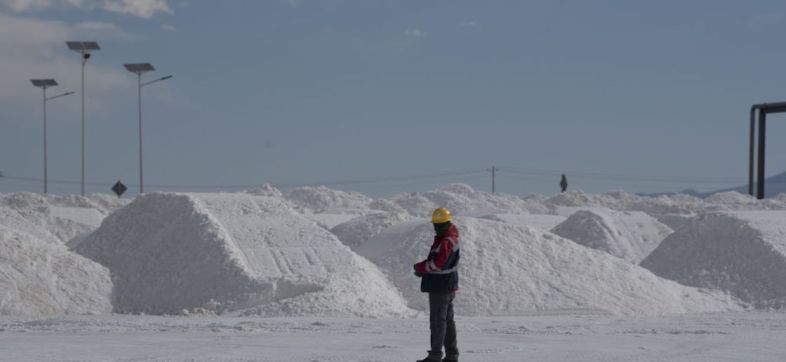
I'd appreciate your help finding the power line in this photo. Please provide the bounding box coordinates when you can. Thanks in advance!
[497,167,746,185]
[0,168,488,191]
[0,166,767,194]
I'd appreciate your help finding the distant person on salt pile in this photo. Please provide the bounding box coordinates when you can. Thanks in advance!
[413,207,461,362]
[560,173,568,192]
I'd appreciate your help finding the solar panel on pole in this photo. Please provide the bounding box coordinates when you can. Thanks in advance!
[66,41,100,195]
[124,63,155,73]
[124,62,171,194]
[30,79,58,88]
[66,41,100,52]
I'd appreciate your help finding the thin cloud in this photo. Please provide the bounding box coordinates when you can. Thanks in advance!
[404,28,426,38]
[0,0,173,18]
[161,24,176,31]
[0,12,133,120]
[74,20,132,38]
[103,0,172,19]
[2,0,50,12]
[75,21,119,31]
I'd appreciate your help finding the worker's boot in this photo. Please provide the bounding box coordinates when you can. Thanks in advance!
[416,352,441,362]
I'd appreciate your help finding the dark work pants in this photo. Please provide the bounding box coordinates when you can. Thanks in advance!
[428,292,458,359]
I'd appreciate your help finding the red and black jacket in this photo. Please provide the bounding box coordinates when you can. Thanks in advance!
[414,224,460,293]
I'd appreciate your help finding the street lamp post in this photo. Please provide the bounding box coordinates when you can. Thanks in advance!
[66,41,100,196]
[124,63,172,194]
[30,79,74,194]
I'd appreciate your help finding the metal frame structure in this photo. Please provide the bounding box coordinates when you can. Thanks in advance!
[749,102,786,199]
[124,63,172,194]
[30,79,74,193]
[66,41,100,195]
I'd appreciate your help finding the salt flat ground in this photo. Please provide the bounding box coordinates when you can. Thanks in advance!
[2,312,786,362]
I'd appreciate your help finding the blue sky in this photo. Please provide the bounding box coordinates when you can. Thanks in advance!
[1,0,786,197]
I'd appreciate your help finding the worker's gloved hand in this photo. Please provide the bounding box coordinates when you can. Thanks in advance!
[414,271,423,277]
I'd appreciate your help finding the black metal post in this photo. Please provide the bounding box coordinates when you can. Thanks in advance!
[757,110,767,199]
[491,166,496,194]
[749,107,756,196]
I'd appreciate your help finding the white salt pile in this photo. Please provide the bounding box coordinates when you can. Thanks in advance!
[551,208,673,263]
[641,211,786,309]
[356,217,743,316]
[377,184,550,217]
[0,226,112,315]
[0,192,127,245]
[75,192,412,317]
[546,190,714,218]
[330,211,412,249]
[284,186,372,214]
[479,213,567,231]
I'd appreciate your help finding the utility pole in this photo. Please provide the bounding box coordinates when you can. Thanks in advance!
[30,79,74,194]
[123,63,172,194]
[66,41,100,196]
[491,166,497,194]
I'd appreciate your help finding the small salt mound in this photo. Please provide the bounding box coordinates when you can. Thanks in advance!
[546,190,721,218]
[641,211,786,309]
[357,217,742,317]
[369,198,411,214]
[705,191,757,206]
[75,192,411,317]
[284,186,372,214]
[0,192,127,245]
[331,211,412,249]
[0,226,112,315]
[547,190,602,207]
[479,213,567,231]
[245,184,284,198]
[380,183,547,217]
[551,208,673,263]
[304,213,360,229]
[704,191,785,211]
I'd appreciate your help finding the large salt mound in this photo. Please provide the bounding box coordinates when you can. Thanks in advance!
[357,217,742,316]
[75,192,411,317]
[284,186,372,214]
[551,208,673,263]
[641,211,786,309]
[0,226,112,315]
[379,183,550,217]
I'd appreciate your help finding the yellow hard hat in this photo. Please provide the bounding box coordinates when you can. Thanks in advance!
[432,207,453,224]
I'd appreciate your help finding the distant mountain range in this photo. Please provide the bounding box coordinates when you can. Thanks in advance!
[640,171,786,198]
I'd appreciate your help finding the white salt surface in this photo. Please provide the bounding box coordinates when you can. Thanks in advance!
[3,312,786,362]
[642,211,786,308]
[75,192,412,317]
[551,208,673,263]
[0,226,112,315]
[357,217,742,316]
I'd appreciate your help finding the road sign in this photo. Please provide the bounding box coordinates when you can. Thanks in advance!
[112,181,127,197]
